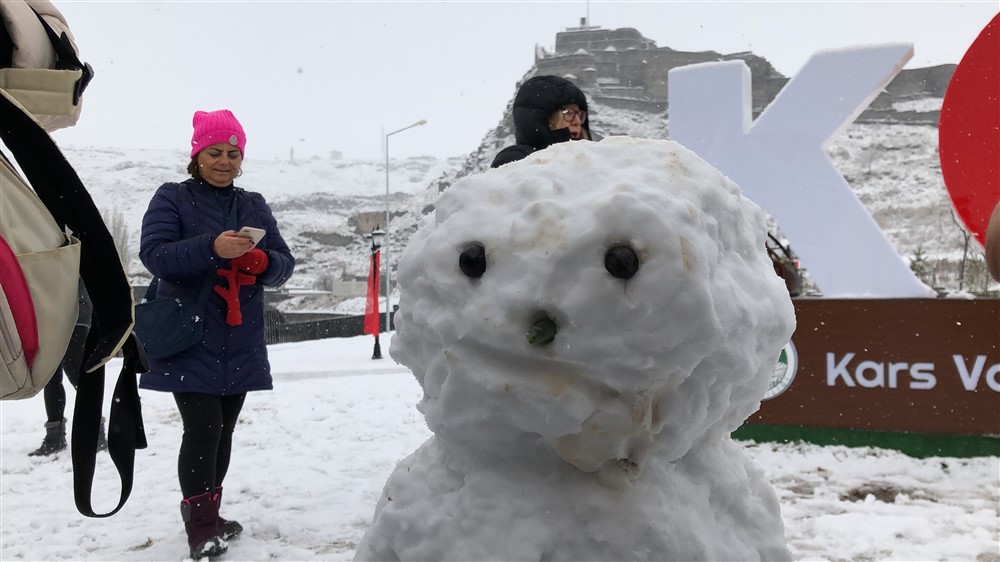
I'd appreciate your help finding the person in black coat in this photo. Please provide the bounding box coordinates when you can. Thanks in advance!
[27,280,107,456]
[491,75,595,168]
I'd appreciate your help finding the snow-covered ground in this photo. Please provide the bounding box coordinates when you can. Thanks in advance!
[1,333,997,561]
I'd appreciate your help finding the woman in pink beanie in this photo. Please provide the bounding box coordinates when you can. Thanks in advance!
[137,108,295,559]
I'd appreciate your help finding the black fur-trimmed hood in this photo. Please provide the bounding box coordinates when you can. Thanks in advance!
[491,75,593,168]
[511,75,591,148]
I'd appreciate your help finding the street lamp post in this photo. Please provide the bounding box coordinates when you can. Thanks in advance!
[383,119,427,334]
[369,226,385,360]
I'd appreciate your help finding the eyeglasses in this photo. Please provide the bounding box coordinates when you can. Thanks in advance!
[559,107,587,122]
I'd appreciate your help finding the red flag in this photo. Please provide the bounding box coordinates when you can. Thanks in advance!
[363,250,381,335]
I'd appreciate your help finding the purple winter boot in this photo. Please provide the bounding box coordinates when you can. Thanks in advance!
[180,492,227,559]
[213,486,244,540]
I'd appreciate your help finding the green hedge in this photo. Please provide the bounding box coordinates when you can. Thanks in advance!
[733,424,1000,458]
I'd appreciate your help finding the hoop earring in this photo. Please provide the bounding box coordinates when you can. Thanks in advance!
[236,169,243,177]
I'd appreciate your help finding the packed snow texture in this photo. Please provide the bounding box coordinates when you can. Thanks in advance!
[356,138,797,561]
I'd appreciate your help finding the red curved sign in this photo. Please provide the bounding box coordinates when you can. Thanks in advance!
[939,13,1000,248]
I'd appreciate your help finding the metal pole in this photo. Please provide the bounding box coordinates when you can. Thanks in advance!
[384,135,391,335]
[382,119,426,336]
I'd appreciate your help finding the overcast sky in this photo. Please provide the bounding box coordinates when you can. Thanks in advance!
[51,1,997,161]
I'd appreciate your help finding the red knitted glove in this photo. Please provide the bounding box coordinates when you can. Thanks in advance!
[230,248,269,275]
[214,266,257,326]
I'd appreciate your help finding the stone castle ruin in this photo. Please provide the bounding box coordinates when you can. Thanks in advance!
[532,20,952,123]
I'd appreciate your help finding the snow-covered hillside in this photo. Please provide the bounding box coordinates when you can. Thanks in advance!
[55,94,991,312]
[59,146,462,293]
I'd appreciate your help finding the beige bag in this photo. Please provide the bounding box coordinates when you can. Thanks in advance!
[0,91,81,399]
[0,0,91,132]
[0,66,85,130]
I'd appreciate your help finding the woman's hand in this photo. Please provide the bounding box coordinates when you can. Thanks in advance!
[213,230,254,259]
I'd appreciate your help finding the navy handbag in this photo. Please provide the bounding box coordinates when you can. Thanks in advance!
[133,276,212,360]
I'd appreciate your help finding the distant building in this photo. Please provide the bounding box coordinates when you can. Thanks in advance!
[532,23,954,121]
[534,24,784,115]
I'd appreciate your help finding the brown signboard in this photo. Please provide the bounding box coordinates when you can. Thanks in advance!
[750,298,1000,436]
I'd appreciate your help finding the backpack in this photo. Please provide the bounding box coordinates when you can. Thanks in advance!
[0,108,81,398]
[0,1,147,518]
[0,0,93,132]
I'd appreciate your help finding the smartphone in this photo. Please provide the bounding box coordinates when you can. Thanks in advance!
[237,226,266,249]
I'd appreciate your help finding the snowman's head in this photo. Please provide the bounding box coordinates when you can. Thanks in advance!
[392,137,795,477]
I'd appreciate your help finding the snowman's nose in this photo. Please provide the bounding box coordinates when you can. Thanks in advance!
[527,312,558,347]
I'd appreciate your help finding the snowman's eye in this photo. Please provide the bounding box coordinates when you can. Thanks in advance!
[605,244,639,279]
[459,243,487,278]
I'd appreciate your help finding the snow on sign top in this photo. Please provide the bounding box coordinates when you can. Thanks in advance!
[356,137,796,561]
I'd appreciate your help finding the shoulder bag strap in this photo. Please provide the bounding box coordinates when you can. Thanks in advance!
[183,183,240,309]
[141,277,158,303]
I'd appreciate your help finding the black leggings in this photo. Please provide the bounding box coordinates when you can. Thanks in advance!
[173,392,246,498]
[41,324,89,423]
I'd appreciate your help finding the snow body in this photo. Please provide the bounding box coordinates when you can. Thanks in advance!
[356,137,796,561]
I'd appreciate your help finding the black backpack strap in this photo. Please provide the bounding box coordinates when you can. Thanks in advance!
[72,333,149,517]
[0,13,13,68]
[0,90,143,517]
[0,89,132,375]
[29,7,94,104]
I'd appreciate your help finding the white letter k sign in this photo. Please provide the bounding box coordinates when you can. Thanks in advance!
[668,45,932,297]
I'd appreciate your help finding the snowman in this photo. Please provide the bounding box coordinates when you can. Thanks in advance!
[355,137,796,561]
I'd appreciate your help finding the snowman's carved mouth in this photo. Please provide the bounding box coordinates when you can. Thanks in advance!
[452,333,620,402]
[443,333,663,475]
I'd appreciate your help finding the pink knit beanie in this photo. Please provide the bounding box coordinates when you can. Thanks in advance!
[190,109,246,158]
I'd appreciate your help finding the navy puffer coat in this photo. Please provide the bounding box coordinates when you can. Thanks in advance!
[138,178,295,395]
